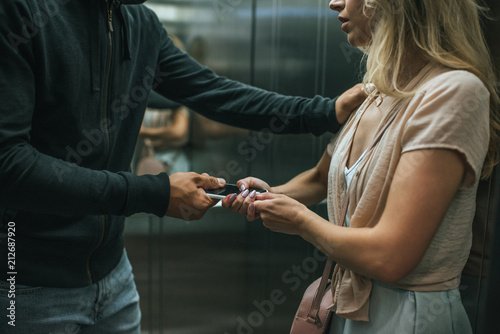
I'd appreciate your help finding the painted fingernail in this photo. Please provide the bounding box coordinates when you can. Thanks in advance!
[249,190,256,199]
[241,189,249,198]
[218,178,226,185]
[240,184,246,192]
[249,203,254,212]
[229,194,236,202]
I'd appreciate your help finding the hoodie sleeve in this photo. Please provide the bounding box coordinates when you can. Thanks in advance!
[0,1,170,218]
[153,26,341,136]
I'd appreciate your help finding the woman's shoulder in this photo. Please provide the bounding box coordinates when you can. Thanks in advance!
[418,67,489,99]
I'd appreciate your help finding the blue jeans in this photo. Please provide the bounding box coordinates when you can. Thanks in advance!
[0,249,141,333]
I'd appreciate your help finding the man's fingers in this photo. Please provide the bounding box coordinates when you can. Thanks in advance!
[198,174,226,189]
[351,83,368,102]
[335,83,368,124]
[207,197,221,207]
[365,83,375,95]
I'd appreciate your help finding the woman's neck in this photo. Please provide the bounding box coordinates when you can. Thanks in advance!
[397,48,428,89]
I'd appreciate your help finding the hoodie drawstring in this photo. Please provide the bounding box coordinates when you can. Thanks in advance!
[119,4,132,61]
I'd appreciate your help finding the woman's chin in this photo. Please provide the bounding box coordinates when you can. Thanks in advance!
[347,37,366,48]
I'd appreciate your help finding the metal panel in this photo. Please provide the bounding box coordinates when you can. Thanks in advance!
[251,0,362,182]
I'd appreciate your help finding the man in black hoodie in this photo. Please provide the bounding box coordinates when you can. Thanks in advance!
[0,0,365,332]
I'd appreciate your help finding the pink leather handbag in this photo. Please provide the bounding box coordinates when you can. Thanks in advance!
[289,258,334,334]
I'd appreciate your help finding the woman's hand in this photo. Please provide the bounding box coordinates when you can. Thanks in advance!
[221,177,271,217]
[236,177,271,193]
[249,192,309,235]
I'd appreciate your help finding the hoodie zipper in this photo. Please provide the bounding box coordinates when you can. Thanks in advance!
[87,0,115,284]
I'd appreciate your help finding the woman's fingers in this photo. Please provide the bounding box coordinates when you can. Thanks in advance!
[237,177,271,192]
[221,187,256,215]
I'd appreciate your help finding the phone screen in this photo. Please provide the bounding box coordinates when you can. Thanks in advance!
[205,184,268,199]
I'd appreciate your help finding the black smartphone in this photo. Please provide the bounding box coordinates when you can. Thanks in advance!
[205,184,268,199]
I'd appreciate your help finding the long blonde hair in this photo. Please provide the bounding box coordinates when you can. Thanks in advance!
[362,0,500,178]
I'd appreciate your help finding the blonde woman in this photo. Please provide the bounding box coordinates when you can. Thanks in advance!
[223,0,500,332]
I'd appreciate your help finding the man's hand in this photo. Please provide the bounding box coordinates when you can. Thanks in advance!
[335,83,369,124]
[165,172,226,221]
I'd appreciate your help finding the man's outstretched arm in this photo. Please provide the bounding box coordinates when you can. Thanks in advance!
[153,27,366,136]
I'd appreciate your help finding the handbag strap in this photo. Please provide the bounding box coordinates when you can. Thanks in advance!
[306,189,349,323]
[306,96,408,323]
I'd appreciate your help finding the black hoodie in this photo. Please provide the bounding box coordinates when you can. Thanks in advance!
[0,0,340,287]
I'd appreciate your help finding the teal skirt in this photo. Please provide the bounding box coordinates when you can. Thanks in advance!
[329,280,472,334]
